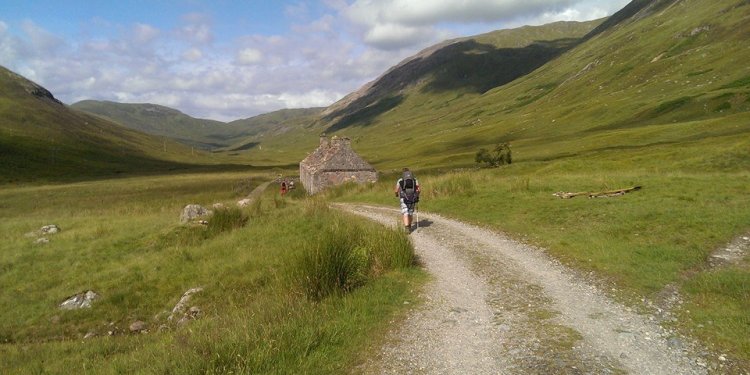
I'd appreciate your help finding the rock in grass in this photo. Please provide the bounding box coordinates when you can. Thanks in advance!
[129,320,147,333]
[26,224,61,239]
[35,237,49,244]
[59,290,99,310]
[180,204,212,224]
[41,224,60,234]
[168,287,203,322]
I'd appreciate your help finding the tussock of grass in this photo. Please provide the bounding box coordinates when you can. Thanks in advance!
[294,205,414,301]
[423,171,478,199]
[207,207,248,234]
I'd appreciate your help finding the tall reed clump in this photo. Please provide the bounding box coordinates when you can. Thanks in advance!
[424,170,477,199]
[207,207,248,235]
[295,201,415,301]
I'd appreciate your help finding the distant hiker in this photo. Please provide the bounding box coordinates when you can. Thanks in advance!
[395,168,420,232]
[288,180,295,190]
[280,180,288,196]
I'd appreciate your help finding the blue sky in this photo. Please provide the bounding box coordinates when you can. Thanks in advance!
[0,0,630,121]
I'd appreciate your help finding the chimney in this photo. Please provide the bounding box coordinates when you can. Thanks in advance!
[332,136,351,148]
[319,133,329,148]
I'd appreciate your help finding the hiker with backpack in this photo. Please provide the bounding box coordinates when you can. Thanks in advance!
[394,168,420,232]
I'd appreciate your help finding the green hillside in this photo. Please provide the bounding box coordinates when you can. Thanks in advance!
[237,0,749,172]
[336,0,750,170]
[0,67,235,184]
[320,20,602,133]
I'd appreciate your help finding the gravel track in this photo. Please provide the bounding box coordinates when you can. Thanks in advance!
[338,204,705,375]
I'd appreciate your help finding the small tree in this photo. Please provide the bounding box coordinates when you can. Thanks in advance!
[475,143,512,168]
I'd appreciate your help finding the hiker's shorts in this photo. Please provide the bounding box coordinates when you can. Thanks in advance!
[400,199,415,215]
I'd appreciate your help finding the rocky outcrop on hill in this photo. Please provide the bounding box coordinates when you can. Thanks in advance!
[59,290,99,310]
[2,67,63,105]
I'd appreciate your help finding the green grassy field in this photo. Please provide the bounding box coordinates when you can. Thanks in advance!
[0,171,423,374]
[332,155,750,365]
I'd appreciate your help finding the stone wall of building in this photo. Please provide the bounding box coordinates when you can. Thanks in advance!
[299,135,377,194]
[312,170,377,194]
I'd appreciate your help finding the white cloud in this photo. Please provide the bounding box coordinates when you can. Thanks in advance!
[133,23,160,43]
[236,48,263,65]
[347,0,577,27]
[182,47,203,61]
[278,89,343,108]
[20,19,66,54]
[363,23,436,50]
[177,13,213,45]
[343,0,629,49]
[507,0,629,27]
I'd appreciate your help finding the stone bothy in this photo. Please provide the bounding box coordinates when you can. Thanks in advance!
[299,135,377,194]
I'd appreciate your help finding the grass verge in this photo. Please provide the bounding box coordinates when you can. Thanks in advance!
[0,171,423,373]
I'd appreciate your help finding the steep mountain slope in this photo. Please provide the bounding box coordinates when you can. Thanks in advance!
[293,0,750,171]
[0,66,208,183]
[321,20,602,132]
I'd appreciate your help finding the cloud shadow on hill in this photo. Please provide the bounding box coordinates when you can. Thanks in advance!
[324,95,404,133]
[422,38,580,94]
[322,37,581,132]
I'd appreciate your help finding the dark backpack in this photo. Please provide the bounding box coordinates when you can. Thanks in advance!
[399,171,419,204]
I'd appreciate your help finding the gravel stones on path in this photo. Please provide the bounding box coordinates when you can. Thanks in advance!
[338,204,705,375]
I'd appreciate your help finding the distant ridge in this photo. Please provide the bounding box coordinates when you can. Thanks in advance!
[72,100,323,150]
[71,100,228,149]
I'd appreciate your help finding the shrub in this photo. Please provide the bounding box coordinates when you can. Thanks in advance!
[475,143,512,168]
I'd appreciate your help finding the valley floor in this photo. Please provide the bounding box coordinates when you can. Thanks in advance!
[340,204,709,374]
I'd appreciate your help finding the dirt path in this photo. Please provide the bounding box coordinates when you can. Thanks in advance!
[337,204,705,375]
[246,180,273,201]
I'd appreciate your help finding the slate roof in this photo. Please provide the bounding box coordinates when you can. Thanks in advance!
[301,136,375,172]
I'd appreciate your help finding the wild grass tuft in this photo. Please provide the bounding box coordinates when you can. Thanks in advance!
[296,220,368,301]
[206,207,248,235]
[293,208,415,301]
[424,171,477,199]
